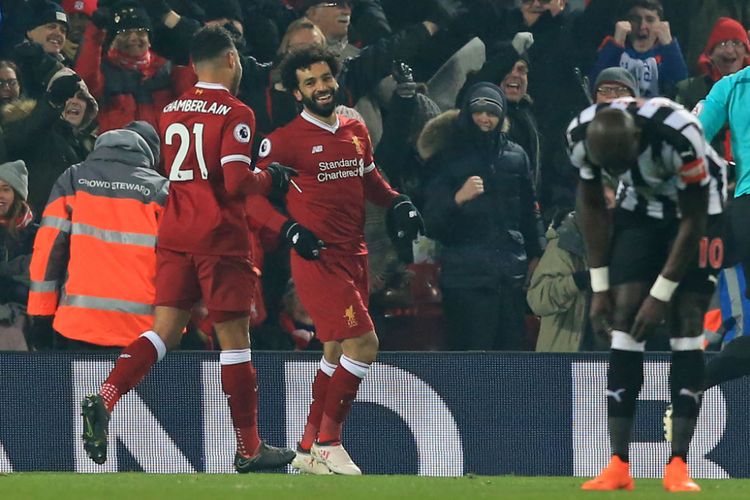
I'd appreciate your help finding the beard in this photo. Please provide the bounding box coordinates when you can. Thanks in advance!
[301,87,337,117]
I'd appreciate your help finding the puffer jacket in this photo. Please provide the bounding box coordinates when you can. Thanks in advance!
[419,89,545,289]
[27,128,168,347]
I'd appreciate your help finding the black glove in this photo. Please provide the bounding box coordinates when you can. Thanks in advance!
[281,220,325,260]
[386,195,425,263]
[265,162,298,198]
[91,8,112,30]
[392,60,417,99]
[572,270,590,291]
[47,73,82,108]
[140,0,172,23]
[424,0,467,28]
[12,41,46,66]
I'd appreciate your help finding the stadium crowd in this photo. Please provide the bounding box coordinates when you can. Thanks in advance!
[0,0,748,355]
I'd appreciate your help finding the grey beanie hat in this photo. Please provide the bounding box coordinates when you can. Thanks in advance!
[124,120,160,166]
[466,82,506,118]
[0,160,29,201]
[594,67,639,97]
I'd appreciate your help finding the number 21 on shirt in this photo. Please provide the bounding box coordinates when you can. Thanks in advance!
[165,122,209,181]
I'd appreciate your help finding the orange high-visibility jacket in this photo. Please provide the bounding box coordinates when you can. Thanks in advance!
[28,129,168,347]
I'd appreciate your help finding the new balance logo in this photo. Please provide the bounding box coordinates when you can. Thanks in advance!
[607,388,626,403]
[312,145,323,154]
[679,388,703,405]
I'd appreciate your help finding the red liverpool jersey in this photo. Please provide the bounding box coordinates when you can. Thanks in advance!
[257,111,379,255]
[158,82,256,255]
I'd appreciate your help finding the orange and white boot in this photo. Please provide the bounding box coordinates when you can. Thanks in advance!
[663,456,701,492]
[581,455,634,491]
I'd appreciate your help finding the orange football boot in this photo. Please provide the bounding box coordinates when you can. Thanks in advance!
[663,456,701,492]
[581,455,635,491]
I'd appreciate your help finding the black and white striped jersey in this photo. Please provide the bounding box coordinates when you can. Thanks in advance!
[567,97,726,218]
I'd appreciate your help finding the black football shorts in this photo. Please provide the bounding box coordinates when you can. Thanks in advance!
[609,208,725,295]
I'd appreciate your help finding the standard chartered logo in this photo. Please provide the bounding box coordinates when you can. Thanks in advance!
[317,158,364,182]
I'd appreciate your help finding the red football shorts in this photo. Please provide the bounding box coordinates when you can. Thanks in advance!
[155,247,256,318]
[291,252,374,342]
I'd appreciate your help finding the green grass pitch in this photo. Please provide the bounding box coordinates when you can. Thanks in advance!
[2,474,750,499]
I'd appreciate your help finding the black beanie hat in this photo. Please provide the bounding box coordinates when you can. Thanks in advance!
[27,0,68,32]
[124,120,160,166]
[111,1,152,34]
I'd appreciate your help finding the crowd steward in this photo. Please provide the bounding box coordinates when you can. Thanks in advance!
[0,0,744,352]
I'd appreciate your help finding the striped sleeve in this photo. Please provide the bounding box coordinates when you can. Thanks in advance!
[644,100,710,189]
[567,103,600,180]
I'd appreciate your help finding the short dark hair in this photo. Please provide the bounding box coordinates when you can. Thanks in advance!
[279,45,340,93]
[623,0,663,18]
[190,25,236,64]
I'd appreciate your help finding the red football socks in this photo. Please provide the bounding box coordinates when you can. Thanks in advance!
[99,335,159,413]
[317,362,364,444]
[299,368,332,451]
[221,361,261,457]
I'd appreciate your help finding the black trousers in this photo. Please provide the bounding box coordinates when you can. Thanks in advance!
[441,283,526,351]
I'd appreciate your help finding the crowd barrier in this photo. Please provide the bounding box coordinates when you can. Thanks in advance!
[0,352,747,477]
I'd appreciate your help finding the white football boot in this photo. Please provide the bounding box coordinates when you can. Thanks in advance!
[311,442,362,475]
[291,447,333,475]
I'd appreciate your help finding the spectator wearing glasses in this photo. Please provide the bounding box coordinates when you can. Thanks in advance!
[75,1,194,132]
[1,68,99,215]
[594,66,639,104]
[0,61,22,108]
[676,17,750,115]
[590,0,688,98]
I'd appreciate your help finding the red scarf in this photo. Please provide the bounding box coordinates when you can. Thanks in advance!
[106,47,166,79]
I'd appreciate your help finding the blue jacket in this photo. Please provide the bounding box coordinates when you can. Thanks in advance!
[590,37,688,97]
[699,65,750,197]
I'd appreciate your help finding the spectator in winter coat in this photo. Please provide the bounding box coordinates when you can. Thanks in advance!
[0,160,37,351]
[60,0,97,65]
[2,68,99,215]
[420,82,545,351]
[23,0,70,64]
[458,34,543,197]
[528,211,609,352]
[590,0,688,98]
[75,1,194,132]
[677,17,750,114]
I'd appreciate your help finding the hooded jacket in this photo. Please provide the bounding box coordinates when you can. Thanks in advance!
[419,82,545,289]
[1,72,99,214]
[27,127,169,347]
[527,213,596,352]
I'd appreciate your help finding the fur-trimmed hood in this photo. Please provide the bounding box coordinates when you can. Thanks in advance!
[416,108,511,162]
[1,89,97,134]
[416,109,459,162]
[1,98,38,125]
